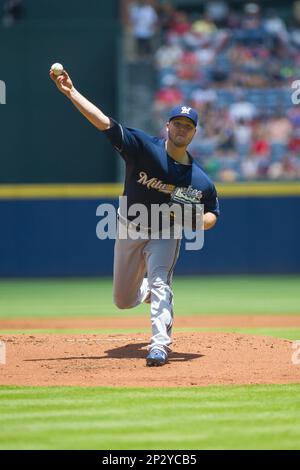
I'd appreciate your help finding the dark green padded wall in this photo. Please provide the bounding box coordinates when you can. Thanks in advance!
[0,0,119,183]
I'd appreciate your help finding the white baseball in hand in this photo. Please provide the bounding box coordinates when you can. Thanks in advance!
[51,63,64,76]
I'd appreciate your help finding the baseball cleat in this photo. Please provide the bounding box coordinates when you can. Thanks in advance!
[146,349,168,367]
[143,292,151,304]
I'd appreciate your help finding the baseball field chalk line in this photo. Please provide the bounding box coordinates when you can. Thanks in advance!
[0,341,6,365]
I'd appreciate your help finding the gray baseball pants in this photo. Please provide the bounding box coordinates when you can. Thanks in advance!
[113,220,181,353]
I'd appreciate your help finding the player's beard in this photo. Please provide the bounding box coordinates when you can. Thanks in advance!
[168,131,193,148]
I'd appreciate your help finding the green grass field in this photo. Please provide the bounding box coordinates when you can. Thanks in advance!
[0,275,300,317]
[0,385,300,450]
[0,276,300,450]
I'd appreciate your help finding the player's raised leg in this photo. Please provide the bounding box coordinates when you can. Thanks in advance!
[113,233,149,310]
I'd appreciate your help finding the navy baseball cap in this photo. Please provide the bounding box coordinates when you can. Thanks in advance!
[168,105,198,127]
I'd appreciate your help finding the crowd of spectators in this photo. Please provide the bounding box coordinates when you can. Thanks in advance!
[126,1,300,182]
[1,0,24,27]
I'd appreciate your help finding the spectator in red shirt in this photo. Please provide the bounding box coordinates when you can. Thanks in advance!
[154,75,183,110]
[288,129,300,154]
[169,11,191,35]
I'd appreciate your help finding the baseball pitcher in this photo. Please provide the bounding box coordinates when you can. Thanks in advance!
[50,69,220,367]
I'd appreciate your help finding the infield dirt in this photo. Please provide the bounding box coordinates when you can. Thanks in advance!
[1,315,300,330]
[0,326,299,387]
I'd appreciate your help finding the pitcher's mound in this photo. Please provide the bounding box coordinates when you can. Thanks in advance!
[1,332,299,387]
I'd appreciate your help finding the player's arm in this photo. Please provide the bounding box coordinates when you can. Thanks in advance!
[203,185,220,230]
[49,69,111,131]
[203,212,217,230]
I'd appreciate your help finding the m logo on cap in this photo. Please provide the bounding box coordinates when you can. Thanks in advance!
[169,105,198,126]
[181,107,191,115]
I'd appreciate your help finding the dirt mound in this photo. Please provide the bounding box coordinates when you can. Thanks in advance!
[0,332,299,387]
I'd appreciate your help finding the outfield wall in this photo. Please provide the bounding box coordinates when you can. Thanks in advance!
[0,184,299,276]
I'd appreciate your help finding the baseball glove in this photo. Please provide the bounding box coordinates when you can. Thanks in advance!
[169,187,204,230]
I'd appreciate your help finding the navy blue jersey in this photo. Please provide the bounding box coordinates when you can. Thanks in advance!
[103,119,220,219]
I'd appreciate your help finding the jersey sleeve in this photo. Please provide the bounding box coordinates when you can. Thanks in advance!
[203,185,220,217]
[102,118,142,163]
